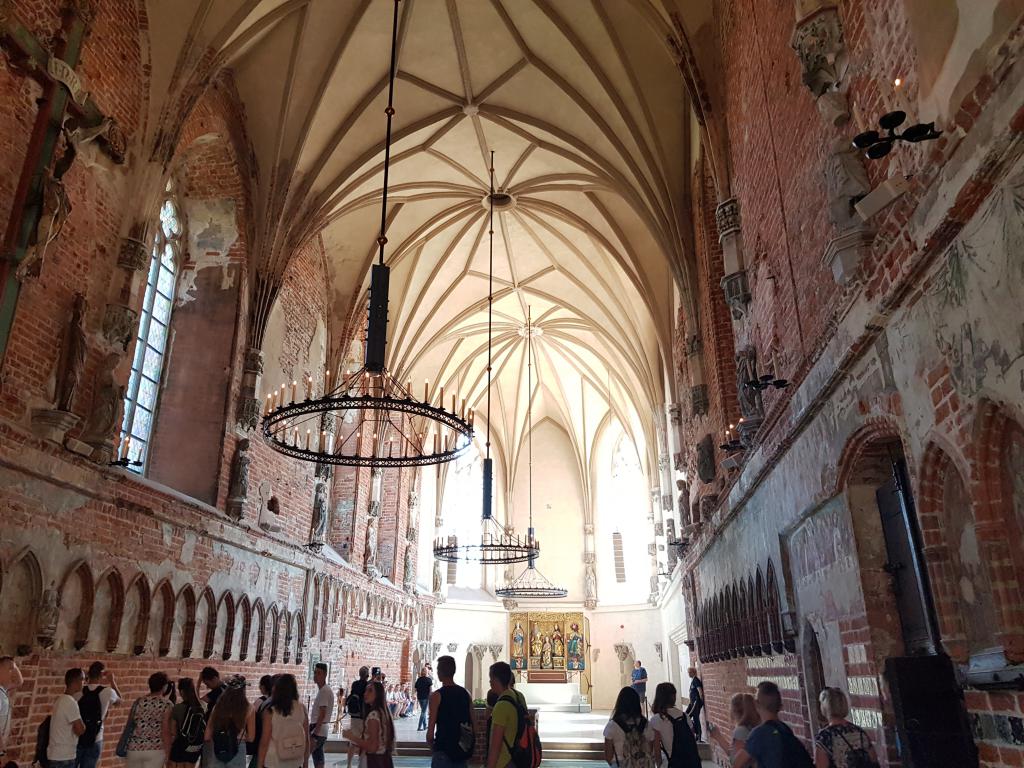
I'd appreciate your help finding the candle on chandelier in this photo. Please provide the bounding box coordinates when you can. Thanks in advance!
[306,429,311,450]
[320,430,326,451]
[451,394,456,413]
[434,433,440,453]
[461,398,466,420]
[306,375,312,397]
[293,427,299,446]
[325,369,330,392]
[279,383,286,405]
[291,380,297,403]
[439,385,444,410]
[327,433,334,453]
[120,435,131,461]
[424,380,429,403]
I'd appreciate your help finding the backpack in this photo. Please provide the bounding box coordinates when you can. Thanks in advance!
[660,713,701,768]
[176,706,207,755]
[616,720,651,768]
[78,686,105,746]
[439,688,474,762]
[34,715,51,768]
[832,728,879,768]
[273,709,308,761]
[771,721,814,768]
[211,723,240,762]
[500,694,542,768]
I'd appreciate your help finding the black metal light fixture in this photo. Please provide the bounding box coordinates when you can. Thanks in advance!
[496,307,567,599]
[261,0,473,469]
[719,420,744,454]
[744,373,789,392]
[433,155,539,566]
[853,110,941,160]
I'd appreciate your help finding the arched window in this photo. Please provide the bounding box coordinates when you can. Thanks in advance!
[120,181,183,470]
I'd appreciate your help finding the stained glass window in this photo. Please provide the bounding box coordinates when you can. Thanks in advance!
[119,180,182,471]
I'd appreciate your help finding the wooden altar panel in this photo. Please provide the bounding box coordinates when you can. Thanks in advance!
[527,670,568,683]
[509,610,586,672]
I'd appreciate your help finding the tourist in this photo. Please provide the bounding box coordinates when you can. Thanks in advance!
[403,686,416,718]
[345,682,394,768]
[122,672,173,768]
[631,661,649,716]
[75,661,122,768]
[0,657,23,759]
[386,685,398,717]
[199,668,226,716]
[683,668,704,742]
[168,678,206,768]
[48,668,86,768]
[707,693,759,762]
[732,681,812,768]
[649,683,700,768]
[483,691,499,762]
[345,667,370,768]
[258,674,309,768]
[813,688,878,768]
[487,662,526,768]
[415,667,433,731]
[204,677,254,768]
[334,687,346,733]
[427,655,473,768]
[310,664,334,768]
[603,687,653,768]
[245,676,274,768]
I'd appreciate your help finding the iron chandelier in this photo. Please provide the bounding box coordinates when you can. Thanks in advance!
[261,0,473,468]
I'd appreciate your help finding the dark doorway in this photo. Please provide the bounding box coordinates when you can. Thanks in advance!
[803,622,827,729]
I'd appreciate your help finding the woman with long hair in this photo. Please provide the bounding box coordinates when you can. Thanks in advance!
[603,687,653,767]
[707,693,760,762]
[345,681,394,768]
[648,683,701,768]
[168,678,206,768]
[203,677,254,768]
[814,688,879,768]
[258,674,309,768]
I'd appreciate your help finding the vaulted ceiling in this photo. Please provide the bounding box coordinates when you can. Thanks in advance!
[147,0,711,493]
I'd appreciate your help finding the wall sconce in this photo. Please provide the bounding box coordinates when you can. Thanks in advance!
[853,110,941,160]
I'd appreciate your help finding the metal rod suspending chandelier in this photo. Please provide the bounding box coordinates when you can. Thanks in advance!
[261,0,473,468]
[433,155,539,565]
[496,307,567,598]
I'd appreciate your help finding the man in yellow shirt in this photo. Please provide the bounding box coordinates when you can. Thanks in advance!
[486,662,527,768]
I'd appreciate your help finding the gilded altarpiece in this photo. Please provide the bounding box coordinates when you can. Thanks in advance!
[509,611,587,671]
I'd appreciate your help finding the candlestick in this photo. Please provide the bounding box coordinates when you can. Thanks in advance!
[439,385,444,409]
[291,380,297,403]
[120,435,130,461]
[461,398,466,420]
[279,383,286,406]
[424,380,429,402]
[451,394,456,412]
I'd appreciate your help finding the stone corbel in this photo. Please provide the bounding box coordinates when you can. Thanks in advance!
[791,6,850,126]
[716,199,751,320]
[236,347,263,433]
[101,303,138,352]
[654,642,664,662]
[690,384,709,417]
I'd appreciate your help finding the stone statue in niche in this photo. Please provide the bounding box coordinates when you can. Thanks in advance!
[696,434,716,484]
[56,292,88,413]
[791,6,850,126]
[432,559,442,594]
[227,439,251,520]
[37,583,60,647]
[310,479,329,546]
[585,563,597,601]
[403,548,414,593]
[81,352,125,463]
[365,519,379,576]
[825,137,871,231]
[735,348,764,422]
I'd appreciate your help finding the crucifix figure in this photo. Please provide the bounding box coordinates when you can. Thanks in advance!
[0,1,126,362]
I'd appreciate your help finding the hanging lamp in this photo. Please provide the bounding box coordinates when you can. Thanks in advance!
[261,0,473,468]
[496,307,567,598]
[433,154,539,565]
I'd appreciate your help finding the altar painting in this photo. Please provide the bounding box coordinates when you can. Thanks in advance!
[509,611,586,671]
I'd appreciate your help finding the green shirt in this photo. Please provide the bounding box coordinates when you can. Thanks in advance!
[491,689,527,768]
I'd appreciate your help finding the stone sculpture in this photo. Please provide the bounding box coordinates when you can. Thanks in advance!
[81,352,124,463]
[37,584,60,647]
[227,438,251,520]
[56,292,88,413]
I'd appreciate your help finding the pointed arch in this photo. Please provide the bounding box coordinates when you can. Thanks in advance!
[216,591,235,660]
[293,611,306,664]
[320,581,331,641]
[0,548,43,655]
[253,598,267,662]
[58,560,95,651]
[268,604,282,663]
[766,561,784,653]
[152,579,176,656]
[173,585,198,657]
[755,568,769,653]
[311,575,321,639]
[282,610,294,663]
[236,594,253,661]
[120,573,152,655]
[199,587,217,659]
[738,579,750,655]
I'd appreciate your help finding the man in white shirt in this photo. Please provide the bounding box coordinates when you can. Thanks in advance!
[74,661,122,768]
[310,663,334,768]
[49,668,86,768]
[0,656,24,759]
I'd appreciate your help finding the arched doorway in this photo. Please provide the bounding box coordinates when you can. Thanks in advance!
[802,620,827,730]
[845,435,976,766]
[464,651,475,699]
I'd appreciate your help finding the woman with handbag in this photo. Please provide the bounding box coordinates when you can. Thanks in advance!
[344,682,394,768]
[118,673,173,768]
[257,674,309,768]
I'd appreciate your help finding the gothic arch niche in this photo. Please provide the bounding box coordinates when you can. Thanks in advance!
[253,600,267,662]
[0,551,42,655]
[464,652,475,698]
[197,588,216,658]
[269,605,282,663]
[150,580,175,656]
[171,586,197,657]
[215,592,233,660]
[310,577,321,639]
[293,612,305,663]
[801,619,828,730]
[320,582,331,642]
[235,595,251,661]
[57,562,94,652]
[118,575,151,655]
[282,610,294,663]
[88,569,125,653]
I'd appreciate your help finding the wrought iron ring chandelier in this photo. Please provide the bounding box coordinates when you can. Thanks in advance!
[261,0,473,468]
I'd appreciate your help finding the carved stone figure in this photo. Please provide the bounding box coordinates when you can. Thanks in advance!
[55,292,88,413]
[735,348,765,423]
[403,548,414,592]
[365,519,379,573]
[310,478,329,544]
[791,7,850,125]
[226,438,251,520]
[16,161,71,282]
[585,563,597,601]
[81,352,124,462]
[37,583,60,647]
[101,303,138,352]
[825,137,871,230]
[432,559,442,594]
[696,435,715,484]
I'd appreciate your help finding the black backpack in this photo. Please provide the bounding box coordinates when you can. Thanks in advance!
[772,721,814,768]
[831,729,879,768]
[660,713,701,768]
[175,705,207,756]
[78,686,106,746]
[34,715,52,768]
[212,723,240,762]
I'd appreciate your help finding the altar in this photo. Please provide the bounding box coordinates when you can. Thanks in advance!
[508,610,591,712]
